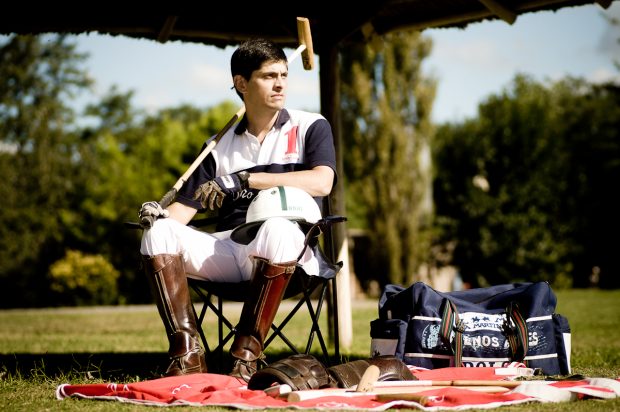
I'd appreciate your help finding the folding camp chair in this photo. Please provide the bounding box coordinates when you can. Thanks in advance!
[187,215,345,373]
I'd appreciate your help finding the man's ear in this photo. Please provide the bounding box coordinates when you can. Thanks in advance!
[233,75,247,94]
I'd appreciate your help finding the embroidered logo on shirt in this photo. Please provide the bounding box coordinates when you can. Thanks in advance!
[285,126,298,154]
[283,126,299,162]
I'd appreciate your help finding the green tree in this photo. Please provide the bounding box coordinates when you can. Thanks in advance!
[48,250,120,306]
[340,31,436,286]
[74,94,238,303]
[0,33,240,307]
[433,75,620,288]
[0,35,92,307]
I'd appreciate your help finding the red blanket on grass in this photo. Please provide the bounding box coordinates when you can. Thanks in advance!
[56,367,620,410]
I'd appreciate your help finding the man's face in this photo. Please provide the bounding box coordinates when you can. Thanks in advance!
[242,60,288,111]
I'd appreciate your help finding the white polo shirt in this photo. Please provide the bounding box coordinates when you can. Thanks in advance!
[176,109,336,231]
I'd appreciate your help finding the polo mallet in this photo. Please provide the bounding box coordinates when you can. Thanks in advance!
[141,17,315,228]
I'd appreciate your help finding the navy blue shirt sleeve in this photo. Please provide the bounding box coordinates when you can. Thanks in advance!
[305,118,337,185]
[175,140,217,211]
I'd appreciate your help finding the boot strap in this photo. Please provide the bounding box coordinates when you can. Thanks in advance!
[255,257,297,278]
[231,335,263,362]
[145,254,182,273]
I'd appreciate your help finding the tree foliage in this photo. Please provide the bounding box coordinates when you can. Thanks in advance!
[0,35,92,306]
[48,250,120,306]
[340,31,436,287]
[433,74,620,288]
[0,34,238,307]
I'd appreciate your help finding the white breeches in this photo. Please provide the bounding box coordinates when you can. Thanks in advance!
[140,217,318,282]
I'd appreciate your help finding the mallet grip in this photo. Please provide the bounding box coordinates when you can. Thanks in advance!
[139,187,177,229]
[139,107,245,229]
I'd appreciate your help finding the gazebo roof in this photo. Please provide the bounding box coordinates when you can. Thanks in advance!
[0,1,604,50]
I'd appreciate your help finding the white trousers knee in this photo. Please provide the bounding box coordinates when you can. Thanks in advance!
[140,217,318,282]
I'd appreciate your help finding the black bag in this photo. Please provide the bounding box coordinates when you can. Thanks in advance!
[370,281,571,375]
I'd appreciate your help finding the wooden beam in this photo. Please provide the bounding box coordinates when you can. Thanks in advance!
[158,29,297,44]
[378,0,584,33]
[157,16,177,43]
[478,0,517,24]
[596,0,612,8]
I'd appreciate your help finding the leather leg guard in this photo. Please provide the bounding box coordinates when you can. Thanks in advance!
[230,257,297,381]
[327,355,416,388]
[248,354,336,390]
[247,354,415,390]
[143,254,207,376]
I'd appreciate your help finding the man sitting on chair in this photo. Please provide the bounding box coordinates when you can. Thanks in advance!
[137,38,337,381]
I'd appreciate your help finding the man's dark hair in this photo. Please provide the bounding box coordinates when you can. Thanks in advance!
[231,38,287,99]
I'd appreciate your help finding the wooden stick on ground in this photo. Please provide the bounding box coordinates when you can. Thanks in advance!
[287,383,511,402]
[286,367,519,403]
[355,365,381,392]
[375,392,431,406]
[371,379,523,389]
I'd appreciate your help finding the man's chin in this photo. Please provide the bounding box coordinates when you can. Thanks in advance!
[269,102,285,110]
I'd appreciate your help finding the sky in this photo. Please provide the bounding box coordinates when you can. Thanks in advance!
[70,2,620,124]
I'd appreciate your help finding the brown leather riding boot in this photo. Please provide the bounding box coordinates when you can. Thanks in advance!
[229,257,297,381]
[143,253,208,376]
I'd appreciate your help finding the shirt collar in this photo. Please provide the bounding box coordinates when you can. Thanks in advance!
[234,109,290,135]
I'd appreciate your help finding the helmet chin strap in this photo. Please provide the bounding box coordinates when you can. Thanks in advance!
[296,216,348,261]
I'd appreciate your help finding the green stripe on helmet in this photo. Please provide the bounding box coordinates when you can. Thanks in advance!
[278,186,288,211]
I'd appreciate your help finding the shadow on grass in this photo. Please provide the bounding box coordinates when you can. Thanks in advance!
[1,352,170,380]
[1,350,363,380]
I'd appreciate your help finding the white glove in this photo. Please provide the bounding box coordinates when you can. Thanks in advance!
[139,201,169,229]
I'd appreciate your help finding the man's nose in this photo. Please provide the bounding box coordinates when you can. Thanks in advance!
[274,75,286,89]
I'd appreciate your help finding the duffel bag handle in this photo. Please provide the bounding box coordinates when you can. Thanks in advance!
[440,299,529,367]
[439,299,465,367]
[503,301,529,362]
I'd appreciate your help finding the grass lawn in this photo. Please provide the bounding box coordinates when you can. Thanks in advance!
[0,288,618,411]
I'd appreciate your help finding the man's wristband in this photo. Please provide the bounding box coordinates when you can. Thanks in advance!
[236,171,250,189]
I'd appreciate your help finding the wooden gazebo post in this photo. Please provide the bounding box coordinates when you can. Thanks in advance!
[319,42,353,352]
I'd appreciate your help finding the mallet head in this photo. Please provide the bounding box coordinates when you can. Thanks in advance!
[296,17,315,70]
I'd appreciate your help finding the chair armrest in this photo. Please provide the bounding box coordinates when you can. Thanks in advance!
[320,215,347,226]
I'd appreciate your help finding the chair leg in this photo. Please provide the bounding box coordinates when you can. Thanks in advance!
[189,283,211,354]
[190,280,240,373]
[303,282,330,362]
[330,276,340,361]
[217,294,225,372]
[260,277,332,365]
[263,297,305,352]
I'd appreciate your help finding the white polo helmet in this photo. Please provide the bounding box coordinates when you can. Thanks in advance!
[230,186,322,244]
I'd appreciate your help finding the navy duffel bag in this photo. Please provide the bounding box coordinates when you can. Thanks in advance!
[370,281,571,375]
